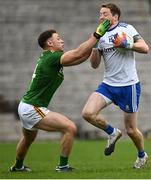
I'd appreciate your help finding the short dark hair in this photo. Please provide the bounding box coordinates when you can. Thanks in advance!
[38,29,56,49]
[101,3,121,19]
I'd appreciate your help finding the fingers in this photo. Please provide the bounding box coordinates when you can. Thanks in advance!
[112,32,133,49]
[103,19,110,29]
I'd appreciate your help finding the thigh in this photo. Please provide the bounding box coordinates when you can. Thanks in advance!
[34,111,75,132]
[22,128,38,142]
[83,92,107,115]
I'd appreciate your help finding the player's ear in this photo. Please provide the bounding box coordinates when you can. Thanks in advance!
[114,14,119,21]
[47,39,53,47]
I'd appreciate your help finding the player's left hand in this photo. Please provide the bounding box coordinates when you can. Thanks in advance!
[93,19,110,39]
[112,32,134,49]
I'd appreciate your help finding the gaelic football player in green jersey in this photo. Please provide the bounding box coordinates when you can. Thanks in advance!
[9,20,110,172]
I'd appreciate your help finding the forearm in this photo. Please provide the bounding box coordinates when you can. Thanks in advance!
[132,41,149,54]
[76,35,98,57]
[63,49,92,66]
[60,19,110,66]
[90,48,101,69]
[61,36,98,66]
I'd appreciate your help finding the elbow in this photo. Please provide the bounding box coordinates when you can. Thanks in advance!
[91,63,99,69]
[134,42,150,54]
[138,46,150,54]
[143,44,150,54]
[145,46,150,54]
[91,65,97,69]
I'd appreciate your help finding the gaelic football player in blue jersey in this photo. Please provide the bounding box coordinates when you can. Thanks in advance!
[82,3,149,169]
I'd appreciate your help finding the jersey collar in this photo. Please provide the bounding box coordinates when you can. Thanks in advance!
[108,22,119,32]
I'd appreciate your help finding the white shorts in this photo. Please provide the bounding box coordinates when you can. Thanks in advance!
[18,101,50,130]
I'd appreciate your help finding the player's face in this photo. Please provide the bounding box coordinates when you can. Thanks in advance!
[99,7,117,26]
[48,33,64,51]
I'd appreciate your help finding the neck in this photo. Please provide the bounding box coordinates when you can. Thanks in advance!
[110,21,119,29]
[44,48,55,53]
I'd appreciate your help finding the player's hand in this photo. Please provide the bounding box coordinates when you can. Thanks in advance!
[112,32,134,49]
[93,19,110,39]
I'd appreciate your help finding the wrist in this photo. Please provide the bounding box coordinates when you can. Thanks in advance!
[93,32,101,39]
[92,47,99,52]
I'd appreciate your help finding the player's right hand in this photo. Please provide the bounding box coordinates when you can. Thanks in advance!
[93,19,110,39]
[112,32,134,49]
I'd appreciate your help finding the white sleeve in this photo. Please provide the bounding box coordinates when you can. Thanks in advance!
[126,24,142,41]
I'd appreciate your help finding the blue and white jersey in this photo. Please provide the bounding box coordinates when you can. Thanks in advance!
[98,22,141,86]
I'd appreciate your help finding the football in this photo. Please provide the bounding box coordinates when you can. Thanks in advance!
[113,31,134,50]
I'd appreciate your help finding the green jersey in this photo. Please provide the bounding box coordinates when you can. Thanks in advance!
[22,50,64,107]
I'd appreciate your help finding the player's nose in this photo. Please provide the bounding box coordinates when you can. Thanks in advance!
[99,15,105,22]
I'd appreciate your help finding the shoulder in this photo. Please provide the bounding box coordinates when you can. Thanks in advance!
[118,22,138,35]
[52,51,64,57]
[118,22,128,28]
[42,51,64,66]
[106,22,133,33]
[45,51,63,58]
[118,22,134,29]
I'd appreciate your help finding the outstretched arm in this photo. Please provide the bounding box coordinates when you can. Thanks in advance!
[61,49,93,67]
[60,19,110,66]
[60,35,97,66]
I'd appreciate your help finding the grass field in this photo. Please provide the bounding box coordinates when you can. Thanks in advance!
[0,139,151,179]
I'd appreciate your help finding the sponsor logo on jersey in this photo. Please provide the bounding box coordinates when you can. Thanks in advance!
[102,47,116,53]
